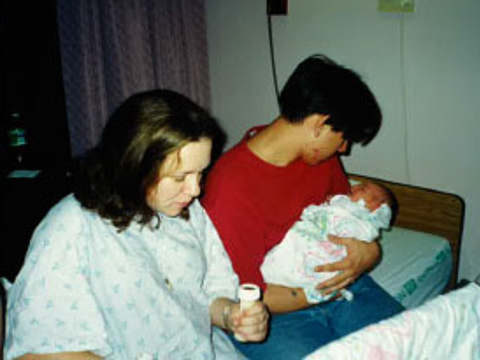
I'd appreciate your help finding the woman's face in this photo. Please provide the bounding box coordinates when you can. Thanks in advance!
[146,138,212,216]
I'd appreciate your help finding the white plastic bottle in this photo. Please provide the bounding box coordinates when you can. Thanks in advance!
[234,283,261,342]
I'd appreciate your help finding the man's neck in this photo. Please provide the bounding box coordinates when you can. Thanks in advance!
[247,117,303,166]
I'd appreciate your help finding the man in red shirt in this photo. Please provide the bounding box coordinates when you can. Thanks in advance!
[202,54,403,359]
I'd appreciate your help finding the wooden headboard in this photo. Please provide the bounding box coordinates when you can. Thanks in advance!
[348,174,465,291]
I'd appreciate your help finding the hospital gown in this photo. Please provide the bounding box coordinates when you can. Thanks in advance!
[4,195,244,360]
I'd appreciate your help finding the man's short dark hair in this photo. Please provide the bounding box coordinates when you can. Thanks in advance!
[279,54,381,145]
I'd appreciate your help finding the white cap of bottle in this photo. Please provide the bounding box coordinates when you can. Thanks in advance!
[238,283,261,308]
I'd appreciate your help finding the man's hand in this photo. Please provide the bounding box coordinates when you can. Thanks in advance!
[314,236,380,294]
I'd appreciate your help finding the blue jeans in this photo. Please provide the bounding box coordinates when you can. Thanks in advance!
[231,275,404,360]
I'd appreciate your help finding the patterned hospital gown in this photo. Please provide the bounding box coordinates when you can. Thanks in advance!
[261,195,391,303]
[5,195,244,360]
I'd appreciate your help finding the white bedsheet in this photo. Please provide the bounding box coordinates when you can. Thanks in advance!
[305,283,480,360]
[370,226,452,308]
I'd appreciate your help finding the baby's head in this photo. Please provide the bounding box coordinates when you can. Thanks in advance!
[349,181,393,212]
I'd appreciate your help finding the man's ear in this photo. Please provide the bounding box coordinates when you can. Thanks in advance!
[310,114,330,137]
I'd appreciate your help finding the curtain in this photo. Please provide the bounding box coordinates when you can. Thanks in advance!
[57,0,211,157]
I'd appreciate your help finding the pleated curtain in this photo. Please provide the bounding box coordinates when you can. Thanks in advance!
[57,0,211,157]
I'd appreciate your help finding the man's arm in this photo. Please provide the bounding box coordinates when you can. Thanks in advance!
[263,284,310,314]
[264,236,380,313]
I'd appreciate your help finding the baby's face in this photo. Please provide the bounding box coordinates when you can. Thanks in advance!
[349,183,389,211]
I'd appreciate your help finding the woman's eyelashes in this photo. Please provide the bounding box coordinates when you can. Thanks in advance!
[171,172,203,183]
[172,174,186,183]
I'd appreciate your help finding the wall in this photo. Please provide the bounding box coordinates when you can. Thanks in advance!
[206,0,480,281]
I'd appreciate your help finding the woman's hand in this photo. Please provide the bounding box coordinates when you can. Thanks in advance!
[314,236,380,295]
[226,301,269,342]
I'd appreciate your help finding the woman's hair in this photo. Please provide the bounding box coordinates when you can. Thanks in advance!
[73,89,225,231]
[279,54,382,145]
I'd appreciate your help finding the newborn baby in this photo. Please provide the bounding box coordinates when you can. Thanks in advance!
[261,181,394,303]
